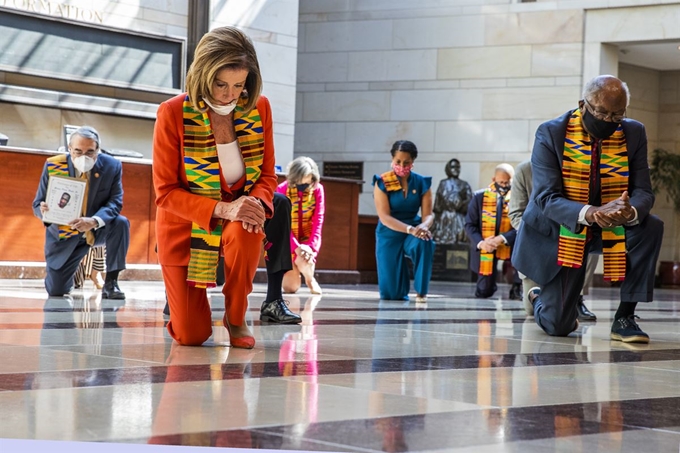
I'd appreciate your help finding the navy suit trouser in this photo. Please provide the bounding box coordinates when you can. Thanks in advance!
[45,215,130,296]
[533,214,663,336]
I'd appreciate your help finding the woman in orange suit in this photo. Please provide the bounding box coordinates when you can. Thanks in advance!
[153,26,301,349]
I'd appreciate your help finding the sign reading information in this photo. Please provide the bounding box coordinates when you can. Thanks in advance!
[0,0,103,23]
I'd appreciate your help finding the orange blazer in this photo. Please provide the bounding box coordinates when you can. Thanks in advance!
[152,93,278,265]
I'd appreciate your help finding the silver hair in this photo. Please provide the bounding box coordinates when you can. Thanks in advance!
[286,156,320,187]
[495,163,515,178]
[582,75,631,107]
[69,126,101,149]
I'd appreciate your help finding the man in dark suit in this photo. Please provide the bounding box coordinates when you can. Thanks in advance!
[33,126,130,299]
[465,164,520,299]
[509,160,597,321]
[512,75,663,343]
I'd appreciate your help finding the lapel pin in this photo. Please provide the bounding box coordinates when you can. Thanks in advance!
[412,189,416,194]
[94,173,100,178]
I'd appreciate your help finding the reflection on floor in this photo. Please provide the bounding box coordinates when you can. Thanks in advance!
[1,279,680,452]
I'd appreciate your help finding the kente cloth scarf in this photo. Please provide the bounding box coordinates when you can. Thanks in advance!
[287,185,316,244]
[46,155,93,244]
[479,183,511,276]
[183,95,265,288]
[560,109,628,281]
[380,170,402,192]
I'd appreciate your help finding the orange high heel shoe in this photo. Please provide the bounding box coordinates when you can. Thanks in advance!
[224,316,255,349]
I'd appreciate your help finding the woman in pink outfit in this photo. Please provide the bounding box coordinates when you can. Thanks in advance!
[276,157,325,294]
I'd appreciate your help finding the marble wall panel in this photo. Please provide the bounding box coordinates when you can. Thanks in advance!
[485,9,583,45]
[392,15,485,49]
[434,120,530,154]
[304,20,393,52]
[438,46,532,79]
[348,50,437,82]
[390,90,484,121]
[297,53,349,83]
[301,91,391,122]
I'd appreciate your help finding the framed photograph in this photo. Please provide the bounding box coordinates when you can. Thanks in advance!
[42,175,87,225]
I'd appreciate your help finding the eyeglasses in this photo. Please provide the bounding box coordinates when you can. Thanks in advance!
[583,98,626,123]
[71,149,98,158]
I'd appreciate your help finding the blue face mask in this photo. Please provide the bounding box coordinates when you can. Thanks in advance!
[296,183,310,192]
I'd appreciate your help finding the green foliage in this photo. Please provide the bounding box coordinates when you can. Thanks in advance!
[650,148,680,211]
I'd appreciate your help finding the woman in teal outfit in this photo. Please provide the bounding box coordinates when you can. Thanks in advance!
[373,140,436,302]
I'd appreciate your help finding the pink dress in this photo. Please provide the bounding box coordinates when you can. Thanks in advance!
[276,181,325,260]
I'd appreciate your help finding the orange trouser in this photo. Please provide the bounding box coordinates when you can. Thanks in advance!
[162,221,265,346]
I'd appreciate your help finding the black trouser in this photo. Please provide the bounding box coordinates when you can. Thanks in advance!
[263,192,293,275]
[534,215,664,336]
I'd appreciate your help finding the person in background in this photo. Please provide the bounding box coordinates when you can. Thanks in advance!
[32,126,129,300]
[512,75,663,343]
[465,164,520,299]
[373,140,435,303]
[277,156,325,295]
[509,160,597,320]
[152,26,301,349]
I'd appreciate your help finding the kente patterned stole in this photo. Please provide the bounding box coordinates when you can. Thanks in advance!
[381,170,402,192]
[46,155,81,241]
[479,184,511,276]
[559,109,628,281]
[183,95,265,288]
[287,185,316,243]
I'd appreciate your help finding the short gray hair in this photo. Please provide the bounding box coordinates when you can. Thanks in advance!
[582,75,631,107]
[69,126,101,149]
[286,156,320,187]
[495,163,515,178]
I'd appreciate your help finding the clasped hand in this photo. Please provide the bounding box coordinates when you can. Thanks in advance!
[586,191,635,228]
[295,244,315,263]
[480,235,504,253]
[213,196,266,234]
[409,224,432,241]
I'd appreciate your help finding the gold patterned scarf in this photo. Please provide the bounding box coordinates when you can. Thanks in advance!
[287,184,316,243]
[559,109,628,281]
[380,170,401,192]
[183,95,265,288]
[479,183,511,276]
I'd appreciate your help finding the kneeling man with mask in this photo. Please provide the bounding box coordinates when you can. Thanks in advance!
[33,126,130,299]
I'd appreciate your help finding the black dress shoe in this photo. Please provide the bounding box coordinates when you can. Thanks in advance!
[102,280,126,300]
[577,296,597,321]
[508,283,522,300]
[260,299,302,324]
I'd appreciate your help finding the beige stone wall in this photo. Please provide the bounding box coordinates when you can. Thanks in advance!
[296,1,585,214]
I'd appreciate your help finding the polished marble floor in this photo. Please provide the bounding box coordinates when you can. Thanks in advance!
[1,278,680,452]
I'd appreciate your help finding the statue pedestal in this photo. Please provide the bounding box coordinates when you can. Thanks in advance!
[431,243,473,282]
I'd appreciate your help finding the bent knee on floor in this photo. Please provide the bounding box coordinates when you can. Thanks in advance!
[169,324,212,346]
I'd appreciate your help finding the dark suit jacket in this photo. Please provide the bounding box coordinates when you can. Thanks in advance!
[32,153,124,269]
[464,189,517,273]
[512,109,655,285]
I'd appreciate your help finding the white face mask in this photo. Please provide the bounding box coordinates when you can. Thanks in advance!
[203,97,237,116]
[73,155,96,173]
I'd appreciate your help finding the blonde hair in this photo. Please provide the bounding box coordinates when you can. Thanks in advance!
[185,26,262,113]
[286,156,320,188]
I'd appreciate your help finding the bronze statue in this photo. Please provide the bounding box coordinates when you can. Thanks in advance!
[432,158,473,244]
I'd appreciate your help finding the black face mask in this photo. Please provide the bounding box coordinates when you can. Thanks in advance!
[582,107,620,140]
[296,183,310,192]
[495,183,510,195]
